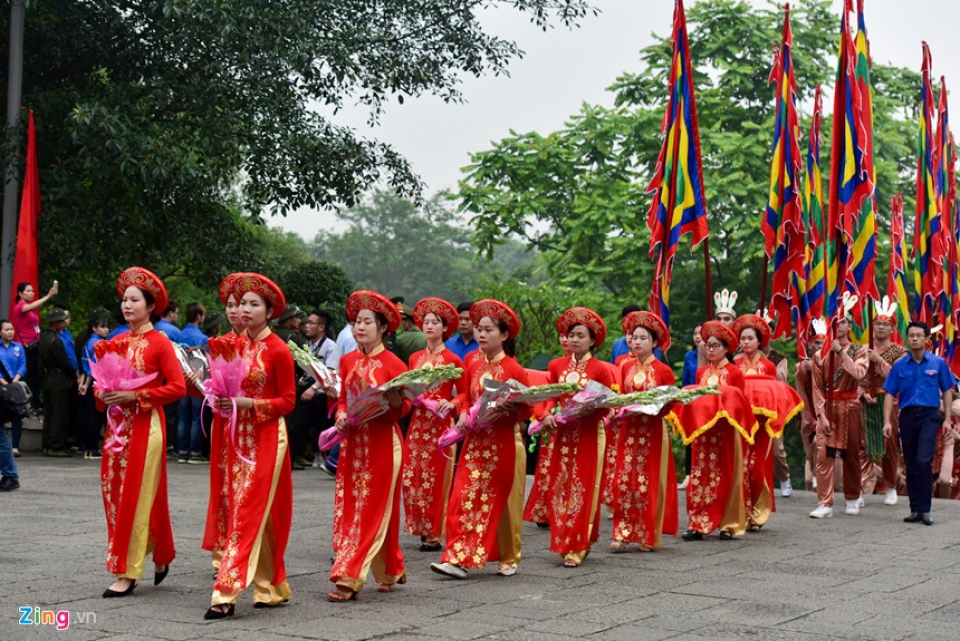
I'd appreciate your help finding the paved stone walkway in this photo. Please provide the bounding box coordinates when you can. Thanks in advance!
[3,454,959,640]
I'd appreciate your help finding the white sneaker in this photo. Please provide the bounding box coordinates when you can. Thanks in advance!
[430,562,467,579]
[884,488,898,505]
[857,494,865,508]
[496,565,517,577]
[809,505,833,518]
[780,478,793,498]
[845,499,860,515]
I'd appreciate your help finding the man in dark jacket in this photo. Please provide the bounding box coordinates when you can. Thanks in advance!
[38,307,76,456]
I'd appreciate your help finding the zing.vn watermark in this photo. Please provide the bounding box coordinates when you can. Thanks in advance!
[18,607,96,631]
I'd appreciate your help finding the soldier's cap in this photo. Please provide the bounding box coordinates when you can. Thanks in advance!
[277,304,301,323]
[87,307,110,324]
[47,307,69,323]
[201,310,224,332]
[400,304,414,320]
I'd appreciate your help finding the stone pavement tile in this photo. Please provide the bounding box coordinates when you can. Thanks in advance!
[918,599,960,623]
[686,599,814,627]
[831,591,946,617]
[848,614,960,640]
[663,622,826,641]
[473,630,590,641]
[80,613,213,640]
[559,601,659,626]
[585,622,679,641]
[267,616,415,640]
[437,607,546,629]
[521,616,616,636]
[413,621,519,639]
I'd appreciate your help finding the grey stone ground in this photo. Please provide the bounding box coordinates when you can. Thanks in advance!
[3,453,959,641]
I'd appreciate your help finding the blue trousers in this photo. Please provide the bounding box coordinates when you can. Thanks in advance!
[177,395,204,456]
[1,423,19,480]
[899,408,940,514]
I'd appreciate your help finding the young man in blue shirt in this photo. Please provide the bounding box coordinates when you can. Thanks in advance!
[883,321,954,525]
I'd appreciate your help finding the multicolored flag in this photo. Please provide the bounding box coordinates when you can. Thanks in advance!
[848,0,880,339]
[822,0,875,354]
[936,78,960,369]
[887,193,910,343]
[647,0,710,328]
[765,4,806,341]
[804,85,826,325]
[912,42,941,325]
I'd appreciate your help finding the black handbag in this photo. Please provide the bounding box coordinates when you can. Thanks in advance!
[0,359,31,418]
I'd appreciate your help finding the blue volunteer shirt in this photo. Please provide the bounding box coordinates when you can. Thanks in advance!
[0,340,27,379]
[81,334,102,377]
[154,319,183,344]
[610,336,629,363]
[107,324,129,339]
[883,350,955,409]
[682,348,699,386]
[59,328,78,372]
[444,334,479,362]
[179,323,208,348]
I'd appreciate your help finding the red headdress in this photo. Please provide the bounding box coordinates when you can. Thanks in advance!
[732,314,771,348]
[470,299,521,338]
[233,273,286,320]
[700,320,739,354]
[218,272,243,305]
[347,290,402,333]
[116,267,168,315]
[414,298,459,340]
[556,307,608,347]
[624,311,671,351]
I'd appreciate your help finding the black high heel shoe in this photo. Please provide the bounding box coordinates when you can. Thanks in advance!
[154,564,170,586]
[204,604,235,620]
[102,580,138,598]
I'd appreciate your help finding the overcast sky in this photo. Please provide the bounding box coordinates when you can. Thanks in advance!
[269,0,960,241]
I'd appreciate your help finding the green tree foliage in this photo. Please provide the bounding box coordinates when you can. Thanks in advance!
[1,0,595,314]
[459,0,919,346]
[310,189,536,306]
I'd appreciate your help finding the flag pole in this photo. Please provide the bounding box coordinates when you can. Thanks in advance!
[1,0,26,318]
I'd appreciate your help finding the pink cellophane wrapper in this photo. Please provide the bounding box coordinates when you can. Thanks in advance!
[91,352,159,452]
[437,379,521,449]
[319,369,455,451]
[204,356,252,464]
[527,381,615,436]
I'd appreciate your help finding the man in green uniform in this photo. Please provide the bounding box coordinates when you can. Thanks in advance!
[38,307,75,456]
[396,304,426,365]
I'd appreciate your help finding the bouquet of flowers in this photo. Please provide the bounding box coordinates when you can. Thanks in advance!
[437,379,580,450]
[528,380,616,436]
[91,352,159,452]
[288,340,341,396]
[205,355,253,464]
[601,384,721,417]
[318,364,463,451]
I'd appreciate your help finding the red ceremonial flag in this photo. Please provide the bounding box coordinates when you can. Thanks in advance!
[10,111,41,311]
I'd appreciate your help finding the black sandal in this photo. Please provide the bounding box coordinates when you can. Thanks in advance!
[419,542,442,552]
[719,530,734,540]
[204,604,235,620]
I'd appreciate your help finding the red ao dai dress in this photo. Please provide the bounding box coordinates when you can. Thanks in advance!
[540,355,613,564]
[96,324,186,581]
[401,345,464,543]
[523,367,556,526]
[208,328,296,606]
[441,352,529,572]
[331,345,410,592]
[202,331,240,572]
[672,362,751,536]
[736,354,779,530]
[612,355,679,550]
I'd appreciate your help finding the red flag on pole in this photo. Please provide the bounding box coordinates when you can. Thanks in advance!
[10,110,40,310]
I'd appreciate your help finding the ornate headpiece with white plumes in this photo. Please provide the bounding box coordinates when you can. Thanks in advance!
[841,291,859,319]
[756,308,774,325]
[810,318,827,338]
[874,295,898,323]
[714,289,738,316]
